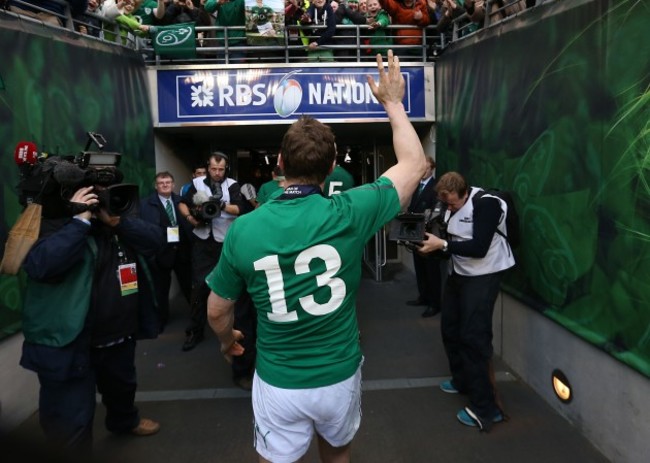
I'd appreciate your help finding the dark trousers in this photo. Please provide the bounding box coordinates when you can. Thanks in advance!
[232,291,257,380]
[413,252,442,308]
[187,236,222,335]
[441,271,503,420]
[152,249,192,330]
[37,339,139,452]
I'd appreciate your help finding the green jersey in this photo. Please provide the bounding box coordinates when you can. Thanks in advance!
[324,165,355,197]
[256,179,283,204]
[206,176,399,388]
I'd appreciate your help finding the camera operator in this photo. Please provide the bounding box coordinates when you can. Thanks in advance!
[417,171,514,431]
[20,184,165,455]
[406,156,443,317]
[177,152,246,351]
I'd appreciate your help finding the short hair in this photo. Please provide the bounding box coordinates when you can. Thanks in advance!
[155,171,174,182]
[435,172,468,199]
[426,156,436,169]
[208,151,229,166]
[280,116,336,185]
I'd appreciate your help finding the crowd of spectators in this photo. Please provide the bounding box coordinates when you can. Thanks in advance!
[2,0,537,60]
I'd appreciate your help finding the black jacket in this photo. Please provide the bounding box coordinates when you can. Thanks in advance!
[408,177,438,213]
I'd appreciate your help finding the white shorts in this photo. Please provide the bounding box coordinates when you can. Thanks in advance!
[252,365,363,463]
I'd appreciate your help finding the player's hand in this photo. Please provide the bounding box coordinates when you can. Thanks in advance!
[221,329,245,363]
[367,50,405,108]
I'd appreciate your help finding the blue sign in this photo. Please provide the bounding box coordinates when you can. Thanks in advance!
[156,66,429,125]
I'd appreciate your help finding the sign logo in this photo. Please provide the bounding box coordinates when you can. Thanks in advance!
[273,71,303,118]
[155,25,194,48]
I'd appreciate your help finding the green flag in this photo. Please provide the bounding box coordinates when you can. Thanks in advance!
[152,22,197,59]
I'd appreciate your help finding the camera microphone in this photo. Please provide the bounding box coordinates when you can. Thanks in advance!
[14,141,38,166]
[49,158,87,188]
[193,190,211,206]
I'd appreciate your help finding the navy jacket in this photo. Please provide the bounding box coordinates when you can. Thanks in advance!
[139,192,193,270]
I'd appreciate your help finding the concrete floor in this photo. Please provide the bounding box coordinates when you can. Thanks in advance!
[5,265,610,463]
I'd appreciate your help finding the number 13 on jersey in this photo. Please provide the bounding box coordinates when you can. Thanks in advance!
[253,244,347,322]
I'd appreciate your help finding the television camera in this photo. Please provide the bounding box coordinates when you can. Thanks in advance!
[14,132,139,219]
[191,187,224,224]
[388,201,450,258]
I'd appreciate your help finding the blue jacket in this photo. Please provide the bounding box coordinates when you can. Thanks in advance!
[20,216,163,380]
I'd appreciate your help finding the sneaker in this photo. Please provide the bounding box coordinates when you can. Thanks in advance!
[439,380,459,394]
[457,407,503,431]
[131,418,160,436]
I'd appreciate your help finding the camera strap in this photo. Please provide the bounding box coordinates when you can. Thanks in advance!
[278,184,323,200]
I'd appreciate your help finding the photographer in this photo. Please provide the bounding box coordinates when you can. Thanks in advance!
[418,171,514,431]
[177,152,246,351]
[20,184,164,454]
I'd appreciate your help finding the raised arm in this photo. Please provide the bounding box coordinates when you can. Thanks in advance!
[367,51,426,208]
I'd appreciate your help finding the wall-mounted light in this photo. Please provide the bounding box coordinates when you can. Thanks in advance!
[551,369,572,403]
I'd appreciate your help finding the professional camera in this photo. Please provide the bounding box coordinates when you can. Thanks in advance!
[191,188,224,224]
[14,132,139,218]
[388,201,449,257]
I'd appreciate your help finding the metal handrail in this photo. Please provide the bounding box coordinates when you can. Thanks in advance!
[2,0,542,64]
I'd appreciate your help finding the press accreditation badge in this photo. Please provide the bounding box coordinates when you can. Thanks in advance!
[118,263,139,296]
[167,226,180,243]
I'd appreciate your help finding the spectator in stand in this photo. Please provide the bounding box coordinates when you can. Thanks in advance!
[7,0,89,27]
[160,0,212,26]
[78,0,104,36]
[203,0,247,63]
[284,0,308,60]
[379,0,430,59]
[359,0,367,13]
[299,0,337,62]
[363,0,392,58]
[113,0,156,41]
[435,0,464,34]
[331,0,367,61]
[102,0,166,25]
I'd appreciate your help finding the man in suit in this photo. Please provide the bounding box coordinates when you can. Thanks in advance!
[140,171,193,330]
[407,156,443,317]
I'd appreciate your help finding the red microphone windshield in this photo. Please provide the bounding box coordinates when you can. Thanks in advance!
[14,141,38,166]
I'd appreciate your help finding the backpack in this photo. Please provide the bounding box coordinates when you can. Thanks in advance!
[473,188,520,249]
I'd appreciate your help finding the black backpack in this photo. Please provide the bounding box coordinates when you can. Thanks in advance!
[473,188,520,249]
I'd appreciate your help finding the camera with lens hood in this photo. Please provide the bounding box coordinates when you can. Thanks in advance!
[191,187,224,224]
